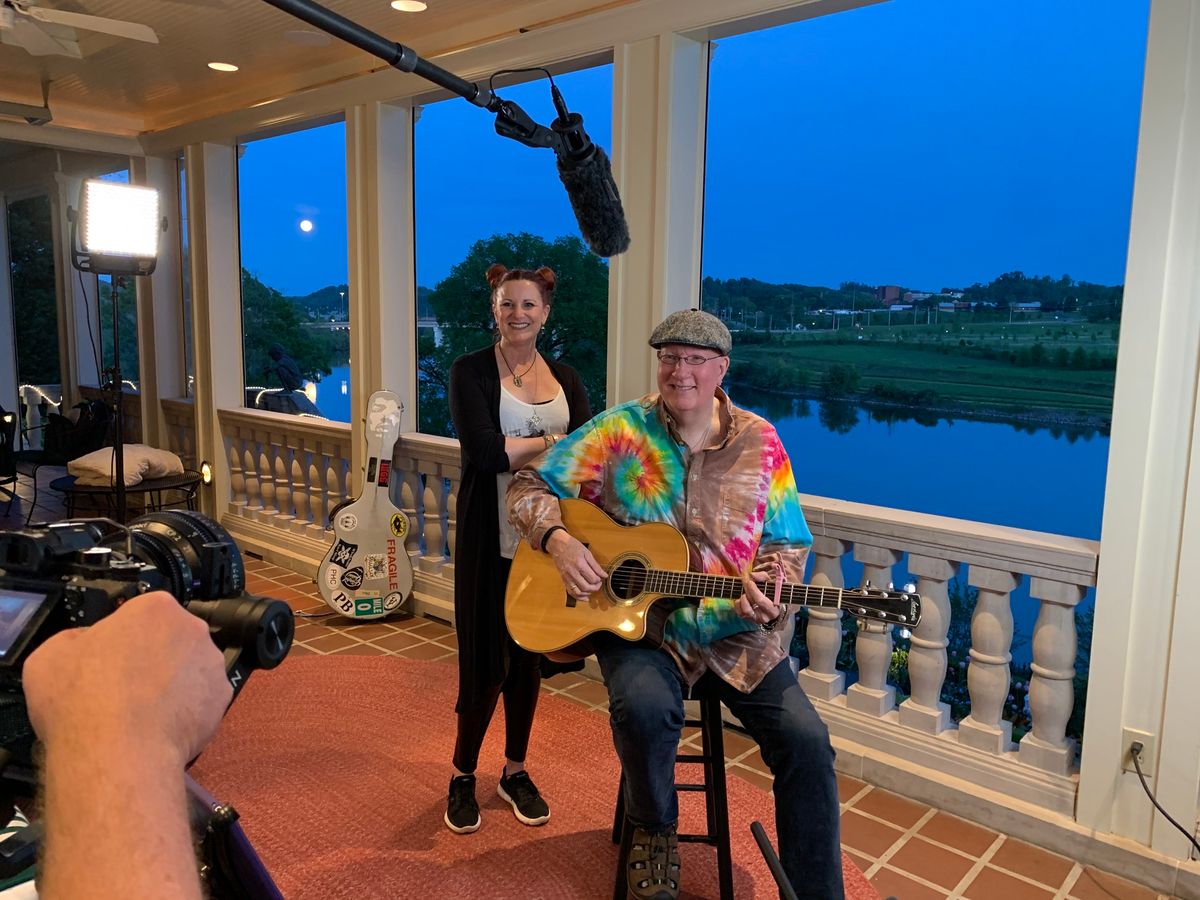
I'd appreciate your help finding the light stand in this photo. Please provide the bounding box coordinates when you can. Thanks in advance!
[70,179,161,523]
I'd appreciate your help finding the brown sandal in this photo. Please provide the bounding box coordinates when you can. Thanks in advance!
[627,824,680,900]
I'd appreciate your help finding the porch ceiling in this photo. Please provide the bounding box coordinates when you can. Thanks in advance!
[0,0,632,135]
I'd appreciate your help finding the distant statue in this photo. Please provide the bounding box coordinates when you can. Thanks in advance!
[264,344,303,392]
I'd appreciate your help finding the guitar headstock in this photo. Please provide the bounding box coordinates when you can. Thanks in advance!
[844,584,922,628]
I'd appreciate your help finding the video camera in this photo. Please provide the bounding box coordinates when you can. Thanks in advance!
[0,509,295,751]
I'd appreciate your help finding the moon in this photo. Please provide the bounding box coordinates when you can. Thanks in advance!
[299,219,314,233]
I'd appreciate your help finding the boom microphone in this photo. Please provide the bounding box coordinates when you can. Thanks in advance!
[551,85,631,258]
[259,0,631,257]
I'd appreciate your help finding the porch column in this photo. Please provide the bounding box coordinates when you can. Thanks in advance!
[129,155,185,449]
[346,100,417,485]
[184,142,244,519]
[608,33,709,402]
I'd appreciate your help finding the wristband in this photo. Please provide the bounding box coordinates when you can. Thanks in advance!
[540,525,567,552]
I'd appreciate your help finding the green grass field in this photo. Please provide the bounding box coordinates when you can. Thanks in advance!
[731,320,1117,417]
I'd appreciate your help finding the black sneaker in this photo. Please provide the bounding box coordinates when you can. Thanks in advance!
[496,769,550,826]
[627,824,680,900]
[444,774,481,834]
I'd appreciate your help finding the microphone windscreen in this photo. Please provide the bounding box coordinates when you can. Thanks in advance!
[557,146,631,258]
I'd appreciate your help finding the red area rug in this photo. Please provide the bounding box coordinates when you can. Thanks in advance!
[191,657,879,899]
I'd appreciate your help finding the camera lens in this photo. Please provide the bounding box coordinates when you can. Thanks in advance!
[123,510,245,603]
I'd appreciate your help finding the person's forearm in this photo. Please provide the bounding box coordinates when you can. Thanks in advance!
[40,735,201,900]
[504,434,560,471]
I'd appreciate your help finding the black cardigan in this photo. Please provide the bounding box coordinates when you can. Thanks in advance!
[449,344,592,710]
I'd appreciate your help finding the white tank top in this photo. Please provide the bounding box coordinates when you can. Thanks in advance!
[497,386,570,558]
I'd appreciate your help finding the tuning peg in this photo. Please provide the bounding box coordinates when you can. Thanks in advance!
[864,579,872,589]
[887,581,894,590]
[904,582,916,593]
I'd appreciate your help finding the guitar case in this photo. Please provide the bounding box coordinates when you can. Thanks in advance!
[317,390,415,620]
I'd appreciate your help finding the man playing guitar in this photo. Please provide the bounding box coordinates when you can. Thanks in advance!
[507,309,844,900]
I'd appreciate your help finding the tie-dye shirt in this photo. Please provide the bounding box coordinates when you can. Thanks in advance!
[507,389,812,691]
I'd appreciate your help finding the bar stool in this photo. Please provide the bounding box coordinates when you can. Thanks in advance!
[611,687,734,900]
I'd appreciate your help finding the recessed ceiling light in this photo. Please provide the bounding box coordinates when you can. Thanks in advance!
[284,29,332,47]
[391,1,427,11]
[208,62,239,72]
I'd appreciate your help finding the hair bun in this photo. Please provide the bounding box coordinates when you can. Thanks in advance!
[535,266,557,292]
[485,263,509,289]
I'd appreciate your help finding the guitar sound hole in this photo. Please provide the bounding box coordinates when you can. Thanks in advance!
[610,558,648,601]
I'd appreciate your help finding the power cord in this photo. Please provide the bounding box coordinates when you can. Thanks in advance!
[1129,741,1200,856]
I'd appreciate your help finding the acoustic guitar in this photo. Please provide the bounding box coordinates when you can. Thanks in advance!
[317,390,414,620]
[505,498,921,660]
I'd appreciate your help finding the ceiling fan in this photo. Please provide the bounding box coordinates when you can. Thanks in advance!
[0,0,158,58]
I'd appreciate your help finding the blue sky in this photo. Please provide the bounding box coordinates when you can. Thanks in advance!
[237,0,1150,297]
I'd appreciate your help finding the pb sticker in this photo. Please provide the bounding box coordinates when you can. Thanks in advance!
[390,513,408,538]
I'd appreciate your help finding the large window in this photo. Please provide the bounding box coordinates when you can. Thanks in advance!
[702,1,1147,542]
[414,64,613,436]
[237,120,349,422]
[701,0,1150,743]
[6,194,60,449]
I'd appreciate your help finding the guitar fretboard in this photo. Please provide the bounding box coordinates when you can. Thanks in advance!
[637,569,914,622]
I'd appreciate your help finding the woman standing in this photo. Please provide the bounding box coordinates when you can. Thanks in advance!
[444,263,592,834]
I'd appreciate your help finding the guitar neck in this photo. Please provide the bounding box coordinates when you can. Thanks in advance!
[644,570,847,611]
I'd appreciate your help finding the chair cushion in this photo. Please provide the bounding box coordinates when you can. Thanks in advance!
[68,444,184,487]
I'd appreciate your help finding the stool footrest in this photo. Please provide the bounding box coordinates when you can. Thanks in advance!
[675,753,710,764]
[678,835,718,845]
[677,784,707,793]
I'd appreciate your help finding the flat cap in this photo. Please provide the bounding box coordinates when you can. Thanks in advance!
[648,308,732,356]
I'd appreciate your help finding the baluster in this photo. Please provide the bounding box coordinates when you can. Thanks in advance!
[1018,578,1084,774]
[257,430,278,520]
[899,555,957,734]
[241,432,262,513]
[798,536,848,701]
[273,442,295,523]
[846,545,900,716]
[328,453,349,522]
[308,449,331,539]
[399,467,422,563]
[443,470,460,582]
[227,433,247,513]
[959,566,1020,753]
[419,470,446,574]
[290,446,310,535]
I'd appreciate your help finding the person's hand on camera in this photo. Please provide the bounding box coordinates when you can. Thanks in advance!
[24,590,232,767]
[25,592,232,900]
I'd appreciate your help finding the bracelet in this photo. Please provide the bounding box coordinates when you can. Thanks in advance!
[540,525,567,552]
[542,433,560,450]
[759,607,790,633]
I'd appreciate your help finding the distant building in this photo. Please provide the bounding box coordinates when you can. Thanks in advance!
[905,291,933,304]
[877,285,902,304]
[1014,301,1043,311]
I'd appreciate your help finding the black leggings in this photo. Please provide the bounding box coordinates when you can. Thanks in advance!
[452,562,542,774]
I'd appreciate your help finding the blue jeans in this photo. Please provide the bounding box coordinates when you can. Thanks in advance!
[595,638,844,900]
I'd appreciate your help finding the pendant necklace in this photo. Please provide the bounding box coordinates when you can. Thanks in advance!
[498,343,537,388]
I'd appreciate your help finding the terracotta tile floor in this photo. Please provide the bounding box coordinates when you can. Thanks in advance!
[239,559,1180,900]
[0,492,1181,900]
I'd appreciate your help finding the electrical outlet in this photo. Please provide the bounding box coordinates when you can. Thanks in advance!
[1122,727,1156,777]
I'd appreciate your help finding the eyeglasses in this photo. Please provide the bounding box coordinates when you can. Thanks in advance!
[657,350,722,368]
